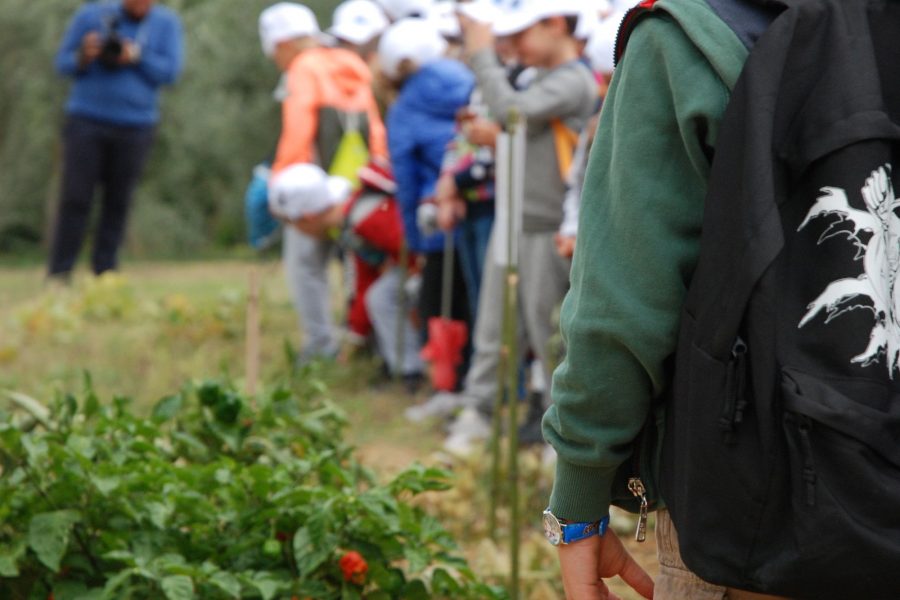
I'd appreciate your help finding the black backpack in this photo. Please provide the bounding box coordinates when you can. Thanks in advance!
[623,0,900,597]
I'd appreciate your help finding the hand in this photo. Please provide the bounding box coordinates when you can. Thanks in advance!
[118,40,141,65]
[78,32,102,67]
[435,173,459,206]
[437,199,466,231]
[558,529,654,600]
[556,234,576,258]
[462,117,501,148]
[458,12,494,57]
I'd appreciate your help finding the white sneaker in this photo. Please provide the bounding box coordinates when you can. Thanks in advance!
[404,391,466,422]
[442,408,492,455]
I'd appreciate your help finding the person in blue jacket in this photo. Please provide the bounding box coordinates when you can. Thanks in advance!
[379,18,475,345]
[48,0,183,280]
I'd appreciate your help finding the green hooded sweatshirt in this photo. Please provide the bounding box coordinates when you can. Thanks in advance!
[543,0,754,522]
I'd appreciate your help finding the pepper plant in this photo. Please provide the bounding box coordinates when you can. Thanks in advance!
[0,373,506,600]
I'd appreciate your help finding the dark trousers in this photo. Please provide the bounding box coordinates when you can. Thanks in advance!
[418,249,471,328]
[419,249,473,389]
[48,115,155,276]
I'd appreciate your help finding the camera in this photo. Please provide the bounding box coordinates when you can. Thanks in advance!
[98,16,123,68]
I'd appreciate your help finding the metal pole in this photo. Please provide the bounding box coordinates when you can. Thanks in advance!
[505,108,523,600]
[488,125,511,540]
[394,240,409,381]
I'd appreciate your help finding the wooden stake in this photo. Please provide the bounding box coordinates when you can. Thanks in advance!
[245,267,261,399]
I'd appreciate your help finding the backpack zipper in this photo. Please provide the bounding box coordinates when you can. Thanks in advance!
[627,477,649,542]
[719,337,748,443]
[797,416,817,507]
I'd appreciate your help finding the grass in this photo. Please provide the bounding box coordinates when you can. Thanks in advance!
[0,259,658,599]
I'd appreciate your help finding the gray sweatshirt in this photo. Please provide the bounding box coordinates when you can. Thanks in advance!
[469,50,597,233]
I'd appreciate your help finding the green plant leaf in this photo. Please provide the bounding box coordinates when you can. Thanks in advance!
[66,434,95,459]
[145,501,174,529]
[152,394,184,422]
[102,569,135,597]
[293,527,335,577]
[196,381,223,407]
[0,541,26,577]
[161,574,195,600]
[402,545,430,575]
[90,474,121,496]
[28,509,80,572]
[430,568,462,595]
[244,572,283,600]
[51,581,103,600]
[81,371,100,419]
[400,579,429,600]
[4,389,53,429]
[72,588,105,600]
[20,431,48,465]
[208,571,241,598]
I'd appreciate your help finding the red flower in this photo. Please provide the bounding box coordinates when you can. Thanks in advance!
[339,550,368,585]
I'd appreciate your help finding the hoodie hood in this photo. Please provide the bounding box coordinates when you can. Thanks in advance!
[401,59,475,119]
[295,47,375,110]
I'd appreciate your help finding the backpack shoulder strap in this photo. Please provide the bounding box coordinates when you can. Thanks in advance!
[615,0,784,67]
[614,0,661,68]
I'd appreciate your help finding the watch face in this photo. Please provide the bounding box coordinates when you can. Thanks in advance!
[543,511,562,546]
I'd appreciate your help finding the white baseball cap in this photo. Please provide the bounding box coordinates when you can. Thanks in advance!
[259,3,320,57]
[456,0,514,25]
[428,1,461,39]
[574,0,612,40]
[268,164,352,220]
[328,0,389,46]
[375,0,433,20]
[377,18,448,80]
[491,0,582,37]
[585,9,625,74]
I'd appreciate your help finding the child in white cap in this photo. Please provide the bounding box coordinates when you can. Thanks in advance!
[328,0,389,63]
[268,163,352,229]
[378,18,476,366]
[434,0,598,450]
[259,2,387,363]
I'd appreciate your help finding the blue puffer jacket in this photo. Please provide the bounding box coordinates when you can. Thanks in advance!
[387,59,475,254]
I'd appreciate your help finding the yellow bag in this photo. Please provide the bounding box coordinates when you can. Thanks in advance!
[551,118,580,182]
[328,113,369,190]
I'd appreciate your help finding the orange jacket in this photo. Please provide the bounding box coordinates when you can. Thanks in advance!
[272,47,388,175]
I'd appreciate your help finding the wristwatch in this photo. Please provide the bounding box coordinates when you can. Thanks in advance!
[542,508,609,546]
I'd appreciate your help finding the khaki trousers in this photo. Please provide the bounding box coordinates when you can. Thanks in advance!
[656,509,791,600]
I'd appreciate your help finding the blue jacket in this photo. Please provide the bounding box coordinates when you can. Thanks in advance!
[55,1,183,127]
[387,59,475,254]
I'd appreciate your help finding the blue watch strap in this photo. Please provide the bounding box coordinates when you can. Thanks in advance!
[561,515,610,544]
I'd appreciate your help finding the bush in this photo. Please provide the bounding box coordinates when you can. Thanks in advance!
[0,375,506,599]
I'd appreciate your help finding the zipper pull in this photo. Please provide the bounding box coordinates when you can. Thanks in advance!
[627,477,648,542]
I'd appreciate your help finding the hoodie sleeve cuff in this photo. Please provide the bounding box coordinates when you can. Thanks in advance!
[549,459,613,523]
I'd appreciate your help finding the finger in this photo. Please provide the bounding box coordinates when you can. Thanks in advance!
[619,555,655,599]
[596,578,622,600]
[563,581,606,600]
[559,538,605,600]
[593,531,654,599]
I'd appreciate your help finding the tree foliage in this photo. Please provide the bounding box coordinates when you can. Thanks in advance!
[0,0,338,257]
